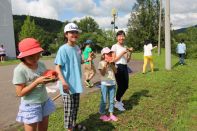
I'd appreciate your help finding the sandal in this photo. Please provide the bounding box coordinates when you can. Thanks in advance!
[74,124,87,131]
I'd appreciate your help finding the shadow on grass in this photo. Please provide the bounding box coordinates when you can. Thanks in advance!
[118,90,151,113]
[143,68,159,74]
[172,62,180,69]
[77,112,115,131]
[77,90,150,130]
[154,68,159,72]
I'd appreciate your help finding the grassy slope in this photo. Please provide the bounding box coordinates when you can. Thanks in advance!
[22,51,197,131]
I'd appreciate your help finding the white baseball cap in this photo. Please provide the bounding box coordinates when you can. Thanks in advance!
[64,23,82,33]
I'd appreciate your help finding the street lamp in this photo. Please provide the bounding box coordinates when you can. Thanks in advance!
[111,8,118,35]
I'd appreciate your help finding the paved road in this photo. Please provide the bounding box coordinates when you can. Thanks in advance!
[0,57,143,130]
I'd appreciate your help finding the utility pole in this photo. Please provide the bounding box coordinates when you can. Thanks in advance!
[158,0,162,55]
[165,0,171,70]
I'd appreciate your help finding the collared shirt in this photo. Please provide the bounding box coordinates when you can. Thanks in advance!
[54,44,83,95]
[177,43,186,54]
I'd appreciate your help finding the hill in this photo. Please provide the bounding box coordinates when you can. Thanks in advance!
[13,15,63,33]
[174,25,197,34]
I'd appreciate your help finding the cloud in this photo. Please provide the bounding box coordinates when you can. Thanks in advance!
[170,0,197,29]
[71,13,130,30]
[171,13,197,29]
[11,0,59,19]
[11,0,197,29]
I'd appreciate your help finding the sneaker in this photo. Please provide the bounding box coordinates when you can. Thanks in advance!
[85,80,94,88]
[74,124,86,131]
[114,98,124,106]
[100,115,110,121]
[109,115,118,121]
[114,102,126,111]
[120,101,124,106]
[85,80,90,86]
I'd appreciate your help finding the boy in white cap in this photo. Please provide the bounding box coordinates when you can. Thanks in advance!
[55,23,90,130]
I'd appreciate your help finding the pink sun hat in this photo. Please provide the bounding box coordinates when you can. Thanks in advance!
[101,47,112,55]
[17,38,44,58]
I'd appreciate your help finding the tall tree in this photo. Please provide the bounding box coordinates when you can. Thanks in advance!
[19,16,37,41]
[77,17,100,33]
[126,0,164,51]
[18,15,51,49]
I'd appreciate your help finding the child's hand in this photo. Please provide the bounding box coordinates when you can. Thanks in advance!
[104,62,109,68]
[90,52,96,59]
[122,50,127,55]
[62,81,70,94]
[127,47,133,52]
[35,76,49,84]
[87,56,92,62]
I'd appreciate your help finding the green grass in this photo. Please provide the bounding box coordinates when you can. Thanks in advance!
[0,56,55,66]
[47,51,197,131]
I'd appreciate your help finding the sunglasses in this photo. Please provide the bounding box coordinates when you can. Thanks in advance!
[68,31,79,34]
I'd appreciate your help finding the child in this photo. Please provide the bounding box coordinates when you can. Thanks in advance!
[142,40,157,73]
[98,47,118,122]
[82,39,96,87]
[0,44,6,62]
[12,38,56,131]
[111,30,133,111]
[55,23,89,130]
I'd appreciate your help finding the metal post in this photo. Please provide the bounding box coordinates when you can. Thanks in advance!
[165,0,171,70]
[158,0,162,55]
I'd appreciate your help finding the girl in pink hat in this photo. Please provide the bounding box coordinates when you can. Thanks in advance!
[12,38,56,131]
[98,47,118,122]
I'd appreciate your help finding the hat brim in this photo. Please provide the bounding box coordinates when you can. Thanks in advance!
[101,50,113,55]
[64,29,82,33]
[17,47,43,58]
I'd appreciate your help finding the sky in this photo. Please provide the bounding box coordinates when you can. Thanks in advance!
[11,0,197,30]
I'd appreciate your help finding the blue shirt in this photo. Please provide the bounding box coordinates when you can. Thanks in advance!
[54,44,83,95]
[177,43,186,54]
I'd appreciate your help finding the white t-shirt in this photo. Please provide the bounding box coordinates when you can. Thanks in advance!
[144,43,153,56]
[0,47,5,55]
[111,43,127,65]
[98,61,116,86]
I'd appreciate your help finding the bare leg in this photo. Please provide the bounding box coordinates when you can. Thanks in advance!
[38,116,49,131]
[24,123,37,131]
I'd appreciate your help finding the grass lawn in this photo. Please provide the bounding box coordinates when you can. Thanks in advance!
[47,51,197,131]
[0,56,55,66]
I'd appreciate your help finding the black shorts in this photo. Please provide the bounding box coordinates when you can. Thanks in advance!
[0,54,6,57]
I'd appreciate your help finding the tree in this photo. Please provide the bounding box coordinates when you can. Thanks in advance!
[77,17,100,33]
[18,15,56,50]
[126,0,164,51]
[19,15,37,41]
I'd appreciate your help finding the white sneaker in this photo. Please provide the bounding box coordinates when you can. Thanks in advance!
[114,98,124,106]
[114,102,126,111]
[120,101,124,106]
